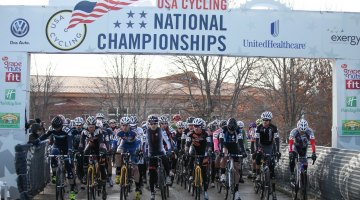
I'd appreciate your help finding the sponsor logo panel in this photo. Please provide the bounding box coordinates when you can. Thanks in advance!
[0,113,20,128]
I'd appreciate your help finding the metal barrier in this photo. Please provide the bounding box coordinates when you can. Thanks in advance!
[14,141,50,200]
[275,144,360,200]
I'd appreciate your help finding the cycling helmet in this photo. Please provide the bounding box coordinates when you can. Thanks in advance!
[176,121,186,129]
[261,111,273,120]
[51,116,63,129]
[237,121,244,128]
[297,119,309,132]
[186,117,195,125]
[96,119,103,128]
[130,116,138,124]
[30,123,42,133]
[219,120,227,128]
[58,114,66,124]
[65,118,71,125]
[120,116,131,125]
[227,118,238,131]
[193,118,204,127]
[208,122,217,132]
[69,120,75,128]
[74,117,84,126]
[256,118,262,126]
[109,119,117,124]
[148,115,159,123]
[96,113,105,119]
[173,114,181,121]
[159,115,169,124]
[249,122,256,128]
[86,116,97,125]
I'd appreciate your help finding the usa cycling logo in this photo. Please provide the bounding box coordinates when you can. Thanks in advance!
[270,20,279,37]
[11,18,30,37]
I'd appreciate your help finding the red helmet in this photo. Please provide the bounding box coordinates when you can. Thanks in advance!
[172,114,181,121]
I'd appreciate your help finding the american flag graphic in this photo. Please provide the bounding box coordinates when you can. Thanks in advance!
[67,0,139,29]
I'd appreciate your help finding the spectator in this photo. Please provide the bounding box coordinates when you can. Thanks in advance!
[28,123,42,144]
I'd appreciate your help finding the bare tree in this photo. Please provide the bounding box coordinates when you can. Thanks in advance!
[30,61,63,121]
[256,58,332,138]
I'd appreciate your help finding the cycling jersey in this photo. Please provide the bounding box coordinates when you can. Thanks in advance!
[145,127,166,156]
[39,126,73,153]
[219,127,245,154]
[212,129,221,153]
[71,127,83,150]
[289,128,316,156]
[255,124,279,146]
[186,129,211,155]
[117,130,137,143]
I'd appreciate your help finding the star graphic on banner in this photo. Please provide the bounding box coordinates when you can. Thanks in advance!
[3,165,17,191]
[139,21,147,28]
[127,21,134,28]
[127,10,135,18]
[0,133,17,155]
[139,11,147,18]
[114,20,121,28]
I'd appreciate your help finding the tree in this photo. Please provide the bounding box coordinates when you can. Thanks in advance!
[256,58,332,144]
[30,61,63,121]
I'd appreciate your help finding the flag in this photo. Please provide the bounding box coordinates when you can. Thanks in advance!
[67,0,138,29]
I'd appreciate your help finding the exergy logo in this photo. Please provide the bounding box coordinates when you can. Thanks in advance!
[242,20,306,50]
[328,28,360,46]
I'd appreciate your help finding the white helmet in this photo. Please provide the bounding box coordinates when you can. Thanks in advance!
[176,121,186,129]
[74,117,84,126]
[297,119,309,132]
[96,113,105,119]
[193,118,205,128]
[261,111,273,120]
[237,121,244,128]
[120,116,131,125]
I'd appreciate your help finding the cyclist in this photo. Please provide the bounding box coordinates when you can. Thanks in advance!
[36,115,77,200]
[173,121,187,174]
[214,120,226,181]
[145,115,172,200]
[219,118,247,200]
[159,115,176,179]
[255,111,281,200]
[237,120,248,183]
[207,121,218,188]
[247,121,257,178]
[186,118,212,200]
[115,116,143,197]
[80,116,108,195]
[288,119,317,183]
[71,117,86,185]
[130,115,147,186]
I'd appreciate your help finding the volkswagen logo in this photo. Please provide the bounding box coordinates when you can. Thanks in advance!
[11,18,30,37]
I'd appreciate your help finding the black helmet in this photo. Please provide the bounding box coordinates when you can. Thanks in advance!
[227,118,238,131]
[219,120,227,128]
[51,116,63,129]
[148,115,159,123]
[31,123,42,133]
[86,116,97,125]
[186,117,195,124]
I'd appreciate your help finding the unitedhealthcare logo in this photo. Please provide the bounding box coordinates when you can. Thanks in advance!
[242,19,306,50]
[271,20,279,37]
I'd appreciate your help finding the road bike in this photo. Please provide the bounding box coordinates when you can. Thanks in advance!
[291,156,314,200]
[150,155,169,200]
[85,154,107,200]
[188,155,206,200]
[49,154,68,200]
[253,153,276,200]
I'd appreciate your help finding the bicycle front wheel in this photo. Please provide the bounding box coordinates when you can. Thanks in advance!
[55,167,65,200]
[301,172,308,200]
[87,168,96,200]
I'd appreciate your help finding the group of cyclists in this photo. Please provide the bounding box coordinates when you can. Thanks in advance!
[34,111,317,200]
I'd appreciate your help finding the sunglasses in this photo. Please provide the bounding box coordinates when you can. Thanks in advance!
[160,123,168,125]
[178,127,184,129]
[194,125,201,128]
[263,119,270,122]
[121,124,129,126]
[150,123,158,125]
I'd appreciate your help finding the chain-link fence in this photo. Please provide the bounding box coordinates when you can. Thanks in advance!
[15,141,50,200]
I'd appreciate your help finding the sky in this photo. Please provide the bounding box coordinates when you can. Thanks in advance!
[2,0,360,78]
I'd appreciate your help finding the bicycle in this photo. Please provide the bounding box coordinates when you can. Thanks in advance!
[175,151,185,186]
[150,155,169,200]
[291,156,314,200]
[118,152,138,200]
[48,154,69,200]
[253,153,276,200]
[85,154,107,200]
[217,154,243,200]
[188,155,206,200]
